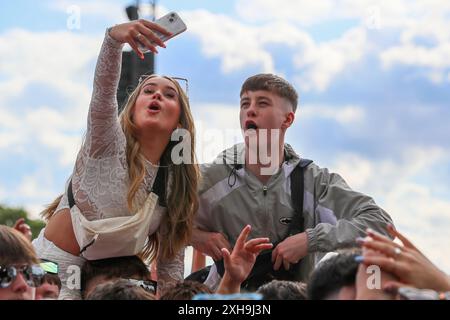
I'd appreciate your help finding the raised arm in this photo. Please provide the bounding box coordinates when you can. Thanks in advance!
[217,225,272,294]
[83,20,170,159]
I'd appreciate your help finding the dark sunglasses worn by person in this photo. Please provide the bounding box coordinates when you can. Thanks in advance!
[0,264,45,288]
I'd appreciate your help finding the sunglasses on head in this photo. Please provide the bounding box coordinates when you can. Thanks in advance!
[125,278,157,295]
[0,264,45,288]
[39,259,59,275]
[138,74,189,97]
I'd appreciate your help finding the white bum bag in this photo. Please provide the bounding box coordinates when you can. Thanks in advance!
[68,168,167,260]
[70,191,158,260]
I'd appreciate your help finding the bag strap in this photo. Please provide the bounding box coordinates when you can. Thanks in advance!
[215,158,313,278]
[68,178,75,209]
[151,166,167,207]
[288,158,313,236]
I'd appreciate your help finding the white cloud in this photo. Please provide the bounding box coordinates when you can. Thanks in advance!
[0,29,101,164]
[0,29,100,97]
[47,0,126,23]
[182,10,276,73]
[16,176,55,199]
[236,0,450,28]
[380,43,450,82]
[300,104,365,125]
[235,0,450,85]
[294,27,367,91]
[331,147,450,273]
[183,10,367,92]
[236,0,334,25]
[4,174,63,220]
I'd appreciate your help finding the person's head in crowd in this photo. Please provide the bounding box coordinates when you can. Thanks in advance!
[307,249,361,300]
[118,74,199,264]
[86,279,156,300]
[0,225,45,300]
[257,280,307,300]
[41,73,200,267]
[354,248,398,300]
[35,259,61,300]
[239,73,298,149]
[81,255,152,299]
[159,280,213,300]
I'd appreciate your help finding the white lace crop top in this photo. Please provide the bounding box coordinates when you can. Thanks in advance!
[53,30,184,290]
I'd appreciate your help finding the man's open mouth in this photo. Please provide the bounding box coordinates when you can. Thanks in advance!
[245,120,258,130]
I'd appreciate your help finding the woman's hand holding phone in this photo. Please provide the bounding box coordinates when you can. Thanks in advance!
[109,19,172,59]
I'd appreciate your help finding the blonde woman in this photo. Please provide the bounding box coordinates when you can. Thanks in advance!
[32,20,199,299]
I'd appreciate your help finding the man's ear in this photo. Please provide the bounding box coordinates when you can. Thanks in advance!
[282,111,295,129]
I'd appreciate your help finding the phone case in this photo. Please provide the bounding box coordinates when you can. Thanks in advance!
[138,12,187,52]
[155,12,187,41]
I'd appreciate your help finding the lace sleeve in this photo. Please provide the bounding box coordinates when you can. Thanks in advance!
[83,29,125,159]
[156,248,185,296]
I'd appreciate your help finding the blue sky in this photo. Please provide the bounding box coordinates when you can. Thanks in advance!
[1,0,450,274]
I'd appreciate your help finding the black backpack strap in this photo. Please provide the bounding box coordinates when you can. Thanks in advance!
[288,158,313,236]
[151,166,167,207]
[68,178,75,209]
[217,158,313,279]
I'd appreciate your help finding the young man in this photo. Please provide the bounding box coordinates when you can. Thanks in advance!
[80,255,154,299]
[191,73,394,290]
[0,225,45,300]
[35,260,61,300]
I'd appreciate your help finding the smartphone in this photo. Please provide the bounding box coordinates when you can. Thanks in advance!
[138,12,187,52]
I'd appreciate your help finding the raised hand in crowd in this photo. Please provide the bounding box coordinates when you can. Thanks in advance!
[13,218,32,242]
[216,225,272,294]
[359,224,450,293]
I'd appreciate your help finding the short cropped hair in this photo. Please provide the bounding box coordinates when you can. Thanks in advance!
[159,280,213,300]
[86,279,156,300]
[257,280,307,300]
[81,255,150,297]
[0,225,38,266]
[240,74,299,112]
[307,249,361,300]
[42,273,62,291]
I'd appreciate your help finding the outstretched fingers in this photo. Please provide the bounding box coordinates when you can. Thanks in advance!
[234,225,251,251]
[387,224,417,250]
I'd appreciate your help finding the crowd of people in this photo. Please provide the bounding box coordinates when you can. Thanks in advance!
[1,19,449,301]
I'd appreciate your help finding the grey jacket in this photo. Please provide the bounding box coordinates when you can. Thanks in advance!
[195,143,393,280]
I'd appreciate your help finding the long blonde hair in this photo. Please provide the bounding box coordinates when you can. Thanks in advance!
[42,75,199,262]
[120,75,199,262]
